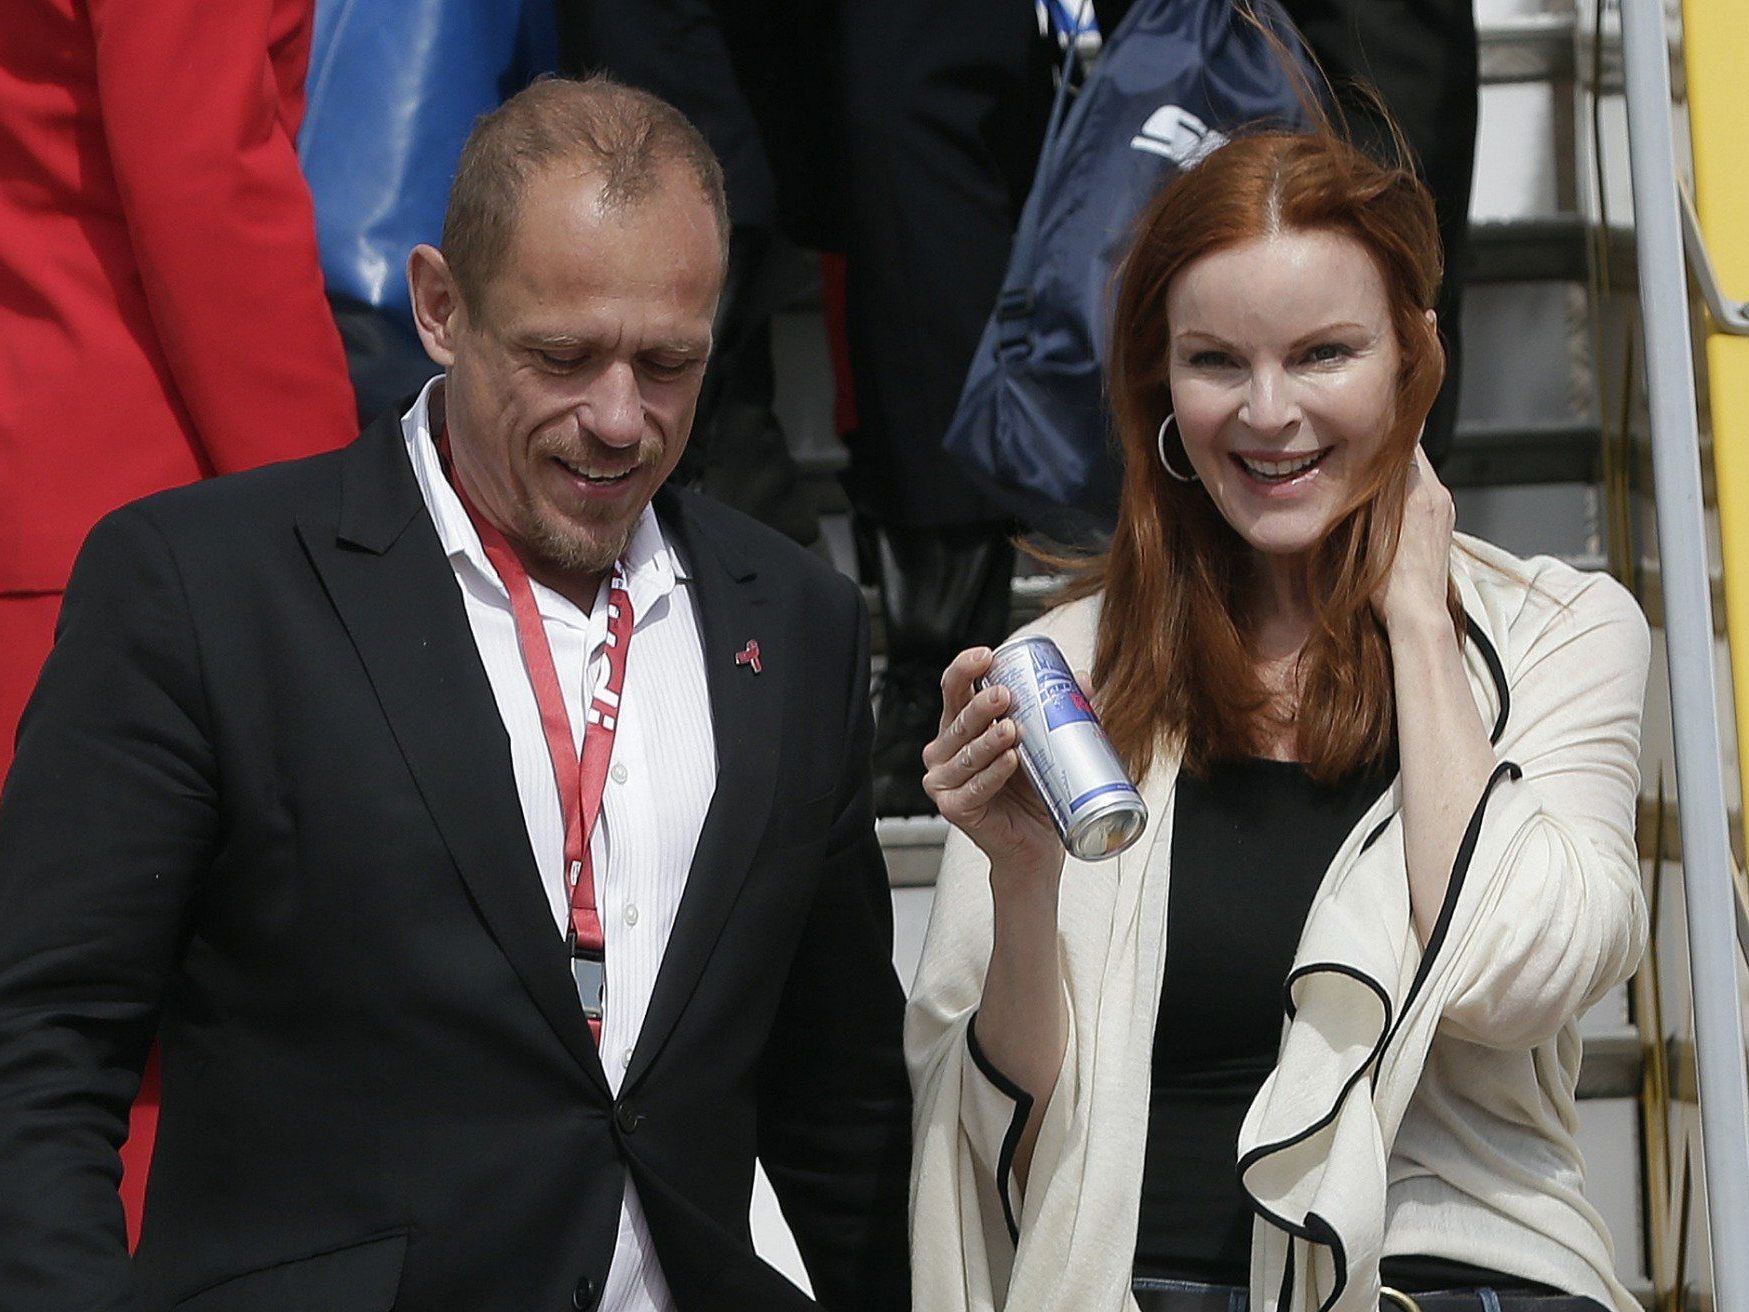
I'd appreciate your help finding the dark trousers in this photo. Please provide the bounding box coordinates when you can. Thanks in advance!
[559,1,841,242]
[559,0,1050,529]
[836,0,1055,526]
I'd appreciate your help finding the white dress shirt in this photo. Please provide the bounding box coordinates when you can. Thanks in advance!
[403,379,715,1312]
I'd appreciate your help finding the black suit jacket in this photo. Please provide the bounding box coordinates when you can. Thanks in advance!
[0,413,912,1312]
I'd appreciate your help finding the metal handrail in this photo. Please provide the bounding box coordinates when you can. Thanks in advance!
[1621,1,1749,1309]
[1679,180,1749,336]
[1738,876,1749,967]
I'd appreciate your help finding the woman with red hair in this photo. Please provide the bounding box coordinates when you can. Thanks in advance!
[907,126,1648,1312]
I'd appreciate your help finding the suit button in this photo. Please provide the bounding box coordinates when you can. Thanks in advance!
[573,1275,599,1309]
[614,1101,642,1135]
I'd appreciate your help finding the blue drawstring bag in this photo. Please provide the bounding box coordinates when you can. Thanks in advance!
[943,0,1316,540]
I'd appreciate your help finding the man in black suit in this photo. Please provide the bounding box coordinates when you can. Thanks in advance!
[0,76,911,1312]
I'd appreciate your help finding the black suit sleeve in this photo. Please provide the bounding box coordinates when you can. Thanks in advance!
[0,506,219,1308]
[756,578,913,1312]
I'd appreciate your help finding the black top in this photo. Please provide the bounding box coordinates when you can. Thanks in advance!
[1132,757,1548,1293]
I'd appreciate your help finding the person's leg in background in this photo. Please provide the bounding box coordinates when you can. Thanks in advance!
[557,0,821,546]
[1275,0,1478,467]
[839,0,1056,815]
[325,294,441,427]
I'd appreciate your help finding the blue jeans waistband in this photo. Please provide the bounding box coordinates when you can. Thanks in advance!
[1130,1278,1612,1312]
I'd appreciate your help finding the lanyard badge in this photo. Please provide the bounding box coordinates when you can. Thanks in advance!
[441,431,632,1042]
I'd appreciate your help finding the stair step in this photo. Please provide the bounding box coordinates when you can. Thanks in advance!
[794,447,848,478]
[1468,215,1588,285]
[1477,12,1575,86]
[1441,419,1602,488]
[1576,1025,1645,1100]
[879,815,952,889]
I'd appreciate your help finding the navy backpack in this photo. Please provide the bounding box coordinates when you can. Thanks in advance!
[943,0,1315,540]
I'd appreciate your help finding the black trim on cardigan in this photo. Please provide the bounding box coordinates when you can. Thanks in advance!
[1464,614,1511,746]
[1356,611,1509,860]
[1375,758,1525,1071]
[1307,757,1518,1307]
[1282,960,1390,1024]
[1236,612,1521,1312]
[966,1012,1036,1247]
[1239,760,1523,1311]
[1237,964,1392,1184]
[1237,966,1388,1312]
[1306,1211,1348,1312]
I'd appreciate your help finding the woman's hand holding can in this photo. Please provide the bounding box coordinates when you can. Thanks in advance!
[922,647,1065,886]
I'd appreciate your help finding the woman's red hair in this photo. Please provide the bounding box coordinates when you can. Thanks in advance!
[1079,128,1451,783]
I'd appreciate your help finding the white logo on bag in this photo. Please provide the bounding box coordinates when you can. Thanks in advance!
[1131,105,1226,166]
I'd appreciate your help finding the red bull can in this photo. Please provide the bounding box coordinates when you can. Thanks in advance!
[984,635,1148,861]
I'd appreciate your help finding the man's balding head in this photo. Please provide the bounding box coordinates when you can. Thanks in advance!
[440,75,730,315]
[406,76,724,606]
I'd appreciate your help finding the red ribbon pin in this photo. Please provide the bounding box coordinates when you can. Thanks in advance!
[735,640,762,674]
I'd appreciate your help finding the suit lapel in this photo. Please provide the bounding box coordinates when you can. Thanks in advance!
[626,488,782,1089]
[296,415,610,1096]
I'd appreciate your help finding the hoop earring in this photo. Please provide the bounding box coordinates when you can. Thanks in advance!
[1155,413,1199,483]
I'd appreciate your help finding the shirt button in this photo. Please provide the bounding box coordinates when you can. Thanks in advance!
[623,903,639,926]
[621,1047,634,1068]
[610,762,628,784]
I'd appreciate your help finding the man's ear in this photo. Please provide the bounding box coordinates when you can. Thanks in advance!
[408,244,463,368]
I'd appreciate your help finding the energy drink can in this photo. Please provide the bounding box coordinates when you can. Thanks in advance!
[984,635,1147,861]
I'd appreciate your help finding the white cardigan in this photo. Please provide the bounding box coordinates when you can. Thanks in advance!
[906,535,1650,1312]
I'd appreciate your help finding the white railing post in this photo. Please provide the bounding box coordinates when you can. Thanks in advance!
[1620,0,1749,1306]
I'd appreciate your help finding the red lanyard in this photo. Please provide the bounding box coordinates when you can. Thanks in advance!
[441,434,631,1040]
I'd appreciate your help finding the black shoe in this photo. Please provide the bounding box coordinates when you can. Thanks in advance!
[865,523,1017,817]
[871,659,944,817]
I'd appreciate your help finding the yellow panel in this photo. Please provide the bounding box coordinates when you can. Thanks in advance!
[1681,0,1749,829]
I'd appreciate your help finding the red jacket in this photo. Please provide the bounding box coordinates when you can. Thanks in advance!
[0,0,356,593]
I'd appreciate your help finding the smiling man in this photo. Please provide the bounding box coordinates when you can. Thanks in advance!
[410,100,724,605]
[0,77,911,1312]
